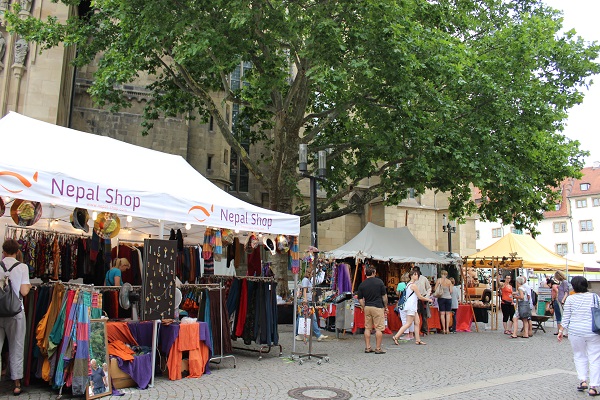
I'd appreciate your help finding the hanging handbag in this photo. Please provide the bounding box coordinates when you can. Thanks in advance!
[433,283,444,298]
[0,261,23,318]
[517,300,531,319]
[592,294,600,335]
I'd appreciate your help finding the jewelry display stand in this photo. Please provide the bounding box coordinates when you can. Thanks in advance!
[291,255,329,365]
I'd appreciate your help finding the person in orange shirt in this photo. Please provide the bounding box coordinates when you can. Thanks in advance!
[499,275,515,335]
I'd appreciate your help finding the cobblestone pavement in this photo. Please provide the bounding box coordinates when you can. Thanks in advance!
[0,322,588,399]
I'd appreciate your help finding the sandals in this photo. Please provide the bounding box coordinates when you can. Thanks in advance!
[578,381,588,392]
[364,347,374,353]
[504,330,512,335]
[589,387,600,396]
[13,387,22,396]
[374,348,386,354]
[392,336,400,345]
[415,341,427,345]
[510,335,518,339]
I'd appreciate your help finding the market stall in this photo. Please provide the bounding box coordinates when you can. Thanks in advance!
[464,233,584,331]
[0,112,300,396]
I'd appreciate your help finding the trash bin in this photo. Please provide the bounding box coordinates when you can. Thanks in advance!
[335,299,355,331]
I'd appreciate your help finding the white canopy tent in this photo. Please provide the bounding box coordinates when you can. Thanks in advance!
[327,222,450,264]
[0,112,299,236]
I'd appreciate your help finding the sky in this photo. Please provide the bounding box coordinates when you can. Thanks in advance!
[543,0,600,167]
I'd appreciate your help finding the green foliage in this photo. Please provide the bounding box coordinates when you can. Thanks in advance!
[6,0,599,231]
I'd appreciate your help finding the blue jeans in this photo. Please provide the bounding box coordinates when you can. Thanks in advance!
[554,299,563,323]
[297,309,322,338]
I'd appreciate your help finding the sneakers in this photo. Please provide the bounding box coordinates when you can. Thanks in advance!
[295,335,304,341]
[317,335,328,341]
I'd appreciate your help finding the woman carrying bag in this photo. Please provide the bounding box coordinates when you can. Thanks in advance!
[557,276,600,396]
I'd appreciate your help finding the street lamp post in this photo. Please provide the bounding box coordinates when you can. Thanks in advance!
[292,144,327,363]
[299,144,327,249]
[442,214,456,256]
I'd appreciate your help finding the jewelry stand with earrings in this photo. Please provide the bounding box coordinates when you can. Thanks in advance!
[291,251,329,365]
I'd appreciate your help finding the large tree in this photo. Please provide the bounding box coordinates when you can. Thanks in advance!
[6,0,599,230]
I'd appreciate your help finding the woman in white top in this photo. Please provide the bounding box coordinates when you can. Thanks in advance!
[558,276,600,396]
[395,272,414,340]
[392,270,434,345]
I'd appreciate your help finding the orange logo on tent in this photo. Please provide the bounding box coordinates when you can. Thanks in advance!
[188,204,214,222]
[0,171,38,193]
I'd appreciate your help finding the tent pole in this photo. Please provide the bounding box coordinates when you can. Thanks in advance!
[158,220,164,239]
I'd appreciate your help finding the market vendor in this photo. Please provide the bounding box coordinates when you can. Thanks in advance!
[105,258,131,286]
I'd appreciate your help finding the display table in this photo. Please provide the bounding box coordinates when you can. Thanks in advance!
[427,306,442,332]
[455,304,490,332]
[349,305,442,334]
[352,307,393,334]
[159,321,212,380]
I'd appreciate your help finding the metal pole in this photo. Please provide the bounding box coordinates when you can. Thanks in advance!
[310,176,318,248]
[447,225,452,254]
[292,273,298,353]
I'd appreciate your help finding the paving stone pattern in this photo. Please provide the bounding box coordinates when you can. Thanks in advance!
[0,323,588,399]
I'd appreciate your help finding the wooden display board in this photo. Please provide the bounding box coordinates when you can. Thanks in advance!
[141,239,177,320]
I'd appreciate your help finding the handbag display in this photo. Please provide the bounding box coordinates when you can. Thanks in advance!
[592,294,600,335]
[0,261,23,318]
[517,300,532,319]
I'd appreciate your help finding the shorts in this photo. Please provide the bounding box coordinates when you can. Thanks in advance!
[364,306,385,331]
[438,298,452,312]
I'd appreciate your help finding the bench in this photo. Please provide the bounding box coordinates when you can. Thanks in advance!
[531,315,550,333]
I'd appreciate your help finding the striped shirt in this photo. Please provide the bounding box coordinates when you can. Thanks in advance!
[561,292,600,337]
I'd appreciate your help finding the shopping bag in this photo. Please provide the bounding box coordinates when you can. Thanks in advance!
[298,317,311,335]
[592,294,600,335]
[517,300,531,319]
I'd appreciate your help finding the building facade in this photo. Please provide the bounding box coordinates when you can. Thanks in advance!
[476,165,600,280]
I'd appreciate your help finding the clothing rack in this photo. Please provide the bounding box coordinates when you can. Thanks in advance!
[222,276,282,360]
[4,224,88,238]
[178,282,236,368]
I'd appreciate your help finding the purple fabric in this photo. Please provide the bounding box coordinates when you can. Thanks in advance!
[336,263,352,293]
[114,353,153,389]
[159,324,179,354]
[128,321,154,347]
[558,280,569,302]
[160,322,212,354]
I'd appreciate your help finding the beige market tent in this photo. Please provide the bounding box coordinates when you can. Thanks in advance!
[467,233,584,272]
[327,222,450,264]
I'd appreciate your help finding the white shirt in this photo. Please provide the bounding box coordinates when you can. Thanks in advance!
[301,276,314,302]
[1,256,30,311]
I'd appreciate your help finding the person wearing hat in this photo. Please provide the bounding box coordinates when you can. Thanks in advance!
[104,258,131,286]
[0,239,31,396]
[554,270,570,336]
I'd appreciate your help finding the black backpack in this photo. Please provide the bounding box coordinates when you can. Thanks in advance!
[0,261,23,317]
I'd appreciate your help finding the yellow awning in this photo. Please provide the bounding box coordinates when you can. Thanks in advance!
[467,233,584,272]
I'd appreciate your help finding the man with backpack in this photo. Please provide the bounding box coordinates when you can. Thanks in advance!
[0,239,31,396]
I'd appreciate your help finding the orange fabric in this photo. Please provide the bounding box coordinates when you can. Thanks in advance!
[178,323,200,351]
[187,342,209,378]
[107,322,139,346]
[108,340,135,361]
[168,323,208,380]
[36,284,65,382]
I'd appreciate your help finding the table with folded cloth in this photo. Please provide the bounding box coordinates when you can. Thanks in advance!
[106,321,155,389]
[454,304,490,332]
[159,320,212,381]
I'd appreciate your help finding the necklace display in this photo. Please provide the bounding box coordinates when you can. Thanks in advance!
[143,239,177,320]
